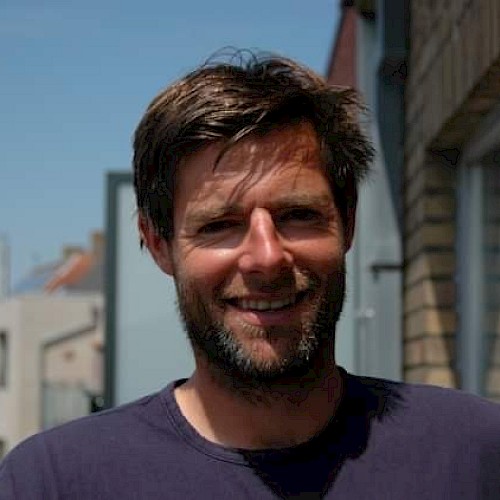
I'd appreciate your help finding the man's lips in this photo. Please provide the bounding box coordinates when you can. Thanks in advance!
[223,291,309,312]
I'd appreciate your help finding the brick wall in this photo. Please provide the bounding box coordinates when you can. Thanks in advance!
[405,0,500,387]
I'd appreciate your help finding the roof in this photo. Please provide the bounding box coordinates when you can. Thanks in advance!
[12,250,104,295]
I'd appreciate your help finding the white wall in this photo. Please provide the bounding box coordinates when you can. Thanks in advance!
[0,294,102,453]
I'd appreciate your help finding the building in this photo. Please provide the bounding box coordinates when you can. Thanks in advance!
[405,0,500,399]
[327,0,405,381]
[328,0,500,401]
[0,232,104,456]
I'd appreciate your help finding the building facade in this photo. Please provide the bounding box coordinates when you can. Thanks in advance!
[0,232,105,456]
[405,0,500,399]
[329,0,500,401]
[327,0,405,381]
[0,295,103,456]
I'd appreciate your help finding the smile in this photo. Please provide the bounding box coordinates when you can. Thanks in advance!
[226,292,307,312]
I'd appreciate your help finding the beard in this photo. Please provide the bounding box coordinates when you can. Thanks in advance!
[174,265,346,391]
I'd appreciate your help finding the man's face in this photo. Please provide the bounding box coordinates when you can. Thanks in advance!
[148,122,353,384]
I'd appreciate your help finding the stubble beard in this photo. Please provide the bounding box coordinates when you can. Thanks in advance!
[174,265,346,396]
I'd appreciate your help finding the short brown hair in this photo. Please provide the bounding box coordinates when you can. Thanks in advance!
[133,50,373,242]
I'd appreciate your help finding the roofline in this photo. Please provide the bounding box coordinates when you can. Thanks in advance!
[325,1,349,78]
[324,0,378,78]
[41,303,102,348]
[41,316,99,349]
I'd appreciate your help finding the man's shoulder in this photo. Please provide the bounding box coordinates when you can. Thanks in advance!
[1,387,172,475]
[0,385,188,498]
[353,371,500,411]
[348,371,500,438]
[25,385,172,444]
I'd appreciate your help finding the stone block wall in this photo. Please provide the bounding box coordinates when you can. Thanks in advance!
[405,0,500,387]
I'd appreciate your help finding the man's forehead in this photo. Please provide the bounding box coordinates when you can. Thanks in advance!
[224,124,321,165]
[174,121,330,214]
[181,159,331,209]
[180,122,322,175]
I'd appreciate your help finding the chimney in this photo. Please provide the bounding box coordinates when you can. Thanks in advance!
[91,231,105,257]
[62,245,84,260]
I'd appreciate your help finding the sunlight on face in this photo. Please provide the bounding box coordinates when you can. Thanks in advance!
[168,122,349,384]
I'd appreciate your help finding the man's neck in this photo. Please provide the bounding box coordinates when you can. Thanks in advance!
[174,356,344,450]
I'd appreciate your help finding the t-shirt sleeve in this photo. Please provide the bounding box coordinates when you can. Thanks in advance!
[0,436,57,500]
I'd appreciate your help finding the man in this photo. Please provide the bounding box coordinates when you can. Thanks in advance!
[2,52,500,499]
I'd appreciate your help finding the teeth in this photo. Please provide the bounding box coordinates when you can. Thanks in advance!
[238,297,295,311]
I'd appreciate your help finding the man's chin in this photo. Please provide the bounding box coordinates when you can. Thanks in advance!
[177,270,344,391]
[200,330,321,386]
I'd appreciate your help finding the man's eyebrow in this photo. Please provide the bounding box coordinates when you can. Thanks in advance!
[185,194,333,226]
[270,193,333,208]
[184,205,241,226]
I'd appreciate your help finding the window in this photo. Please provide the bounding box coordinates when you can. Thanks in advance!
[0,331,7,388]
[457,157,500,401]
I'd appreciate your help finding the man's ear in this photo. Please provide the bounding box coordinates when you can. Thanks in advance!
[138,213,174,276]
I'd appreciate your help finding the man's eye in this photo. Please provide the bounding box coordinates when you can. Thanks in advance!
[280,208,322,223]
[198,220,238,234]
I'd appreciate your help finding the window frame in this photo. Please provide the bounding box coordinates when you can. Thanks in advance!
[456,102,500,395]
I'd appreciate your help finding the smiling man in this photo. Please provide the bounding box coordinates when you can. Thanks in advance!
[2,52,500,499]
[143,120,350,449]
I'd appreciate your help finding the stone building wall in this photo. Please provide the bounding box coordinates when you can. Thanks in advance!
[405,0,500,389]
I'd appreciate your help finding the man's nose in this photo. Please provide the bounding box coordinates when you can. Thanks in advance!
[238,209,292,275]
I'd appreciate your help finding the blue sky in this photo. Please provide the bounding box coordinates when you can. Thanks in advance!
[1,0,339,287]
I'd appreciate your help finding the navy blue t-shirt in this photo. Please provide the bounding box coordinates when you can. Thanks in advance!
[1,370,500,499]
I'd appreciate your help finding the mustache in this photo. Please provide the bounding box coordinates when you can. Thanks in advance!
[220,268,319,299]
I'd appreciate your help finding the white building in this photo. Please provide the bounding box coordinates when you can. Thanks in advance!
[0,232,105,457]
[0,294,103,457]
